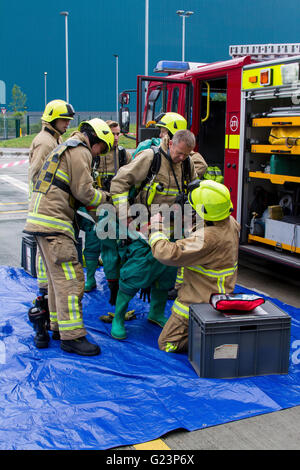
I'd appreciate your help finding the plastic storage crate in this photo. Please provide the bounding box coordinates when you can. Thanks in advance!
[188,301,291,379]
[21,234,84,278]
[21,234,37,277]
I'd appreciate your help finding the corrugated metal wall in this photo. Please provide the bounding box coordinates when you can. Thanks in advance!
[1,0,299,112]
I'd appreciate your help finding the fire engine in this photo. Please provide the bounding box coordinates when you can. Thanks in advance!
[119,44,300,270]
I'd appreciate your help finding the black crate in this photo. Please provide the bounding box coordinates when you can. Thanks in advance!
[21,235,83,278]
[21,234,37,277]
[188,301,291,379]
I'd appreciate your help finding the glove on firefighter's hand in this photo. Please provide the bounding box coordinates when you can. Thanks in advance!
[107,279,119,306]
[139,287,151,303]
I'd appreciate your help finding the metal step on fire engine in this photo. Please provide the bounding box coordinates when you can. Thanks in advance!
[229,43,300,60]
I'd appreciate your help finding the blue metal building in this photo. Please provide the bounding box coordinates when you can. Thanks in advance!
[0,0,299,112]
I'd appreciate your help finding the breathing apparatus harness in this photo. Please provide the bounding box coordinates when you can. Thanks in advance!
[93,146,127,192]
[131,145,193,215]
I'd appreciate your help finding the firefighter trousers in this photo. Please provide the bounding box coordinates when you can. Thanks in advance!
[35,247,48,292]
[158,309,189,353]
[36,234,87,340]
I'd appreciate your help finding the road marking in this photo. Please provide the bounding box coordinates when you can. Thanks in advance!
[0,175,28,193]
[0,215,28,221]
[0,158,28,169]
[133,439,170,450]
[0,210,27,214]
[0,202,28,205]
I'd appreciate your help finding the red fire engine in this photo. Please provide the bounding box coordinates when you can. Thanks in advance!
[119,44,300,270]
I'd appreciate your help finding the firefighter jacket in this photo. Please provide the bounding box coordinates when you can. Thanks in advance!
[149,216,240,318]
[110,137,198,214]
[28,121,63,198]
[95,146,132,190]
[24,131,109,241]
[190,151,208,179]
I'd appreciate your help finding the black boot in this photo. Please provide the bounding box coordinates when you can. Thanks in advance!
[28,306,50,349]
[60,336,101,356]
[33,294,50,330]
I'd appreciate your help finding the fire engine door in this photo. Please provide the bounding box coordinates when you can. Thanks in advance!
[137,76,192,143]
[198,78,227,179]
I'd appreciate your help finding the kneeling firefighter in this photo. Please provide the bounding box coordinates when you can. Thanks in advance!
[109,117,199,341]
[149,180,240,353]
[24,118,114,356]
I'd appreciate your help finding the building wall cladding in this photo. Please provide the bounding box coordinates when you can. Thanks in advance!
[1,0,300,113]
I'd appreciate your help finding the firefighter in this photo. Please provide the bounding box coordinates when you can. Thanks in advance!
[135,112,208,301]
[29,99,75,295]
[80,120,132,295]
[24,118,114,356]
[155,112,208,179]
[132,112,208,179]
[140,112,208,301]
[109,123,198,341]
[149,180,240,353]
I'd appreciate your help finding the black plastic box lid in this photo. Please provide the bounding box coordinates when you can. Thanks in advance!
[190,300,291,326]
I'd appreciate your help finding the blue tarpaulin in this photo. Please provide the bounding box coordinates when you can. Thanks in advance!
[0,265,299,450]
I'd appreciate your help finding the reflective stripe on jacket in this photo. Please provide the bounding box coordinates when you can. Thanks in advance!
[24,131,107,241]
[149,216,240,308]
[28,122,62,200]
[187,262,238,294]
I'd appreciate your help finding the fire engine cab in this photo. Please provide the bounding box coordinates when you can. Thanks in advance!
[119,44,300,270]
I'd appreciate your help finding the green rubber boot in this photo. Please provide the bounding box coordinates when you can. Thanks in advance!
[84,259,98,292]
[147,288,169,328]
[111,291,132,340]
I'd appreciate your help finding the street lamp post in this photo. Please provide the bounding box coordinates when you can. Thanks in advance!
[44,72,47,107]
[176,10,194,61]
[113,54,119,122]
[60,11,69,102]
[145,0,149,76]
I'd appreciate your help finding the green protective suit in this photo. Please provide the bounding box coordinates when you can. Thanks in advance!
[111,235,177,340]
[132,137,161,159]
[77,207,101,261]
[119,236,177,296]
[78,207,123,291]
[99,237,121,280]
[96,208,124,281]
[77,207,101,292]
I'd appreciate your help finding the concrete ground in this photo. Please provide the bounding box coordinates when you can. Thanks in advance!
[0,149,299,450]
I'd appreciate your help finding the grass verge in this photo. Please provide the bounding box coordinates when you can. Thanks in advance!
[0,125,137,149]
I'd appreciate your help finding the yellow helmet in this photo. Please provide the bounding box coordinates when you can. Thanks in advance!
[188,180,233,221]
[79,118,114,154]
[155,112,187,136]
[42,99,75,122]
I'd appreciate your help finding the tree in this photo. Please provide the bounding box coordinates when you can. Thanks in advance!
[9,84,27,116]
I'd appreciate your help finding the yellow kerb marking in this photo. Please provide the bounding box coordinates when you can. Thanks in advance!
[133,439,170,450]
